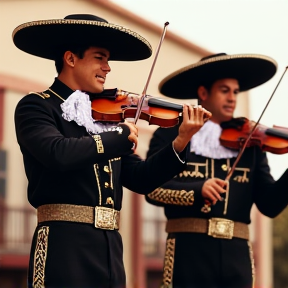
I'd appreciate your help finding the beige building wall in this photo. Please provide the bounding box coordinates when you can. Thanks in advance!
[2,90,27,207]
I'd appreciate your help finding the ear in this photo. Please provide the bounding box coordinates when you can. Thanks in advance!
[197,86,209,102]
[63,51,76,68]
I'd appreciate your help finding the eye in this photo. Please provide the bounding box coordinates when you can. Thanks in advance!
[95,56,103,60]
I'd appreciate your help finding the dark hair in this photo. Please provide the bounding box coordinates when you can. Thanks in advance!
[54,43,93,74]
[196,80,214,103]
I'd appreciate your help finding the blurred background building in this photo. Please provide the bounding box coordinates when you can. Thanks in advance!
[0,0,279,287]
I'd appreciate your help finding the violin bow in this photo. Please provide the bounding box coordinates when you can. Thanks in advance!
[222,66,288,215]
[134,22,169,124]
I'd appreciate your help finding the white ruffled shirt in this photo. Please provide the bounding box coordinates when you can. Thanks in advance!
[60,90,117,134]
[190,120,238,159]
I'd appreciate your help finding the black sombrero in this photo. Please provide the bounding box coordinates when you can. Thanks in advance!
[12,14,152,61]
[159,53,277,99]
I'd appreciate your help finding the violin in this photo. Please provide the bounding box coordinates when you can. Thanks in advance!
[220,117,288,154]
[91,88,211,128]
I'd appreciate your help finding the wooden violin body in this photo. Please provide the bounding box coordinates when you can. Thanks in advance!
[91,88,183,128]
[220,117,288,154]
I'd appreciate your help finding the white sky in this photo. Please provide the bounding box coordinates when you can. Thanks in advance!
[112,0,288,178]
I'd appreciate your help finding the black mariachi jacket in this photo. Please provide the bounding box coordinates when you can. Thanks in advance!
[146,125,288,224]
[15,78,187,211]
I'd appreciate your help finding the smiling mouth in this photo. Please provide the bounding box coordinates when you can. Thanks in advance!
[224,106,234,112]
[96,75,106,82]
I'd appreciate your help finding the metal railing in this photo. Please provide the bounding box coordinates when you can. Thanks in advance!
[0,202,36,253]
[142,219,167,258]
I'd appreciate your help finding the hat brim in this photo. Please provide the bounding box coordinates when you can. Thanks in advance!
[12,19,152,61]
[159,54,277,99]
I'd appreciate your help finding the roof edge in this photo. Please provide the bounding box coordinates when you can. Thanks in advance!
[0,73,46,94]
[88,0,212,56]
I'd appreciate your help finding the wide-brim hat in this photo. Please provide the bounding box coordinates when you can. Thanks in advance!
[12,14,152,61]
[159,53,277,99]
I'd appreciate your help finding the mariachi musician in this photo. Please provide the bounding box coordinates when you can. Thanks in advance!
[12,14,210,288]
[146,53,288,288]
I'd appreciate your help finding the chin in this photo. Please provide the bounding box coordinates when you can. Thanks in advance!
[91,86,104,94]
[221,115,233,123]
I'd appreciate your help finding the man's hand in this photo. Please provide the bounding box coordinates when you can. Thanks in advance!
[123,121,138,151]
[202,178,227,205]
[173,104,212,152]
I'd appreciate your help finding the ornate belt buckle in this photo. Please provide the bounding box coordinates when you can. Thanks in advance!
[95,206,117,230]
[208,218,234,239]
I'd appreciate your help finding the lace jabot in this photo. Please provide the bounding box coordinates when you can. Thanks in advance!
[190,120,238,159]
[60,90,117,134]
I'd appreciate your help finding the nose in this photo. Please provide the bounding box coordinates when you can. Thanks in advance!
[227,92,236,103]
[102,62,111,73]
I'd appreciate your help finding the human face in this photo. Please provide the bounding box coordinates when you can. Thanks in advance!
[72,47,111,93]
[200,78,240,124]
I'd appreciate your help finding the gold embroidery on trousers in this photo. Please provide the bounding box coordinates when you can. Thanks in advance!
[247,241,255,287]
[33,226,49,288]
[148,188,194,205]
[233,167,250,183]
[161,238,175,288]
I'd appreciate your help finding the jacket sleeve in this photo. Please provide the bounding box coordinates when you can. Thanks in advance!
[145,178,205,206]
[145,126,205,205]
[121,142,187,195]
[14,94,134,171]
[253,147,288,218]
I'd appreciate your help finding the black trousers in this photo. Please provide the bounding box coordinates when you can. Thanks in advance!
[164,233,253,288]
[28,222,126,288]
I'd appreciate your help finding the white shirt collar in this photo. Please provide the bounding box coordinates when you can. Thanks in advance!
[190,120,238,159]
[61,90,116,134]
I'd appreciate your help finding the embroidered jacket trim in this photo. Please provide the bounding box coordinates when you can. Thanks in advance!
[147,188,194,205]
[33,226,49,288]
